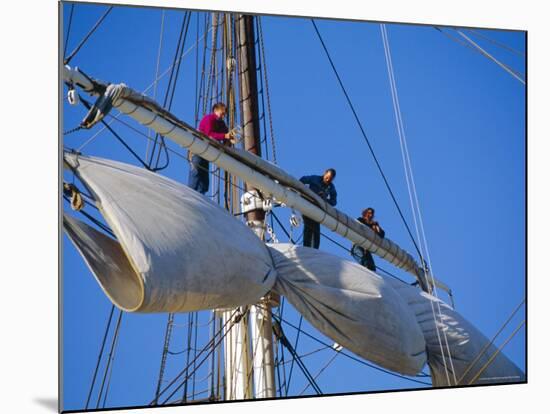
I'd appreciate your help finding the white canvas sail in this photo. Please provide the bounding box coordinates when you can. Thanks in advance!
[63,152,277,312]
[268,243,427,375]
[387,278,525,385]
[63,154,524,383]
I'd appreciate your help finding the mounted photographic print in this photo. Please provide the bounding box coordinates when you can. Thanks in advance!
[60,1,526,412]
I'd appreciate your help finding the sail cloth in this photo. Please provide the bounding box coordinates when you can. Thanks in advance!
[64,214,144,310]
[63,154,524,382]
[63,153,277,312]
[268,243,427,375]
[63,153,427,373]
[386,278,525,385]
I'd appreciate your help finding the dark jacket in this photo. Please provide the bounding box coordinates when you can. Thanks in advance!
[299,175,337,206]
[357,217,385,238]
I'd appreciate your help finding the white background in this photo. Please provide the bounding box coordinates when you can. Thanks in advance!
[0,0,546,413]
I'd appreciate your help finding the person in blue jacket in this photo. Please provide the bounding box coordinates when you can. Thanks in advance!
[299,169,337,249]
[351,207,385,271]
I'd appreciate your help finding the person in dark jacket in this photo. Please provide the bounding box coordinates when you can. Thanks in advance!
[351,207,385,271]
[188,102,235,194]
[299,169,337,249]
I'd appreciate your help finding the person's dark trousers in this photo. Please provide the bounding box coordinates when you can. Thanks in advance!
[302,216,321,249]
[351,245,376,271]
[362,250,376,272]
[188,154,210,194]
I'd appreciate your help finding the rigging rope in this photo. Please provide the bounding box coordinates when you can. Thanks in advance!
[454,29,525,84]
[63,195,113,236]
[310,19,425,262]
[457,298,525,384]
[276,345,331,367]
[466,29,525,57]
[380,23,457,386]
[256,16,277,165]
[153,308,242,405]
[63,3,75,59]
[153,313,175,405]
[68,19,210,154]
[148,11,192,171]
[284,314,304,395]
[434,27,525,85]
[95,310,123,409]
[145,10,166,162]
[64,5,113,65]
[191,311,199,400]
[299,347,339,395]
[84,305,115,410]
[79,95,151,169]
[271,313,431,386]
[272,319,323,395]
[467,319,525,385]
[182,312,195,402]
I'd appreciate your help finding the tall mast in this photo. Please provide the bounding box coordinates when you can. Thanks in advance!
[214,12,254,401]
[236,14,277,399]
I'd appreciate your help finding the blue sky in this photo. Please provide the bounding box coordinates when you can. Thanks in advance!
[62,2,525,411]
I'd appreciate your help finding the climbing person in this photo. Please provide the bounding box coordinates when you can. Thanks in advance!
[351,207,385,272]
[299,168,337,249]
[188,102,235,194]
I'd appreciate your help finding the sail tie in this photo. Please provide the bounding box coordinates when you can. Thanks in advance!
[80,83,127,129]
[63,182,85,211]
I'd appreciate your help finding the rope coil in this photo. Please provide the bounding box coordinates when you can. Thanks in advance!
[63,182,85,211]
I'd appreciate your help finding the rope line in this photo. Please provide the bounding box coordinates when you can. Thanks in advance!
[271,313,431,386]
[67,21,210,153]
[63,3,75,59]
[455,29,525,84]
[153,313,175,404]
[466,29,525,57]
[64,5,113,65]
[284,315,304,395]
[79,96,151,169]
[94,310,123,409]
[299,349,339,395]
[311,19,424,261]
[257,16,277,164]
[84,305,115,409]
[381,23,456,385]
[457,298,525,384]
[434,27,525,85]
[149,11,192,170]
[151,308,240,405]
[145,9,166,162]
[467,319,525,385]
[156,308,242,405]
[273,319,322,395]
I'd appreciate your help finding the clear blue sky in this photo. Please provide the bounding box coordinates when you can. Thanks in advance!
[62,2,526,411]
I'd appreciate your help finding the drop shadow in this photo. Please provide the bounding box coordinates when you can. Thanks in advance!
[34,397,58,412]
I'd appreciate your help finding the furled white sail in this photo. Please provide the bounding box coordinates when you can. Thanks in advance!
[268,243,427,375]
[387,278,525,385]
[63,153,277,312]
[63,154,524,383]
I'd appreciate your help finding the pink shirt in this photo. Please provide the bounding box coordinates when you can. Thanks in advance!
[198,113,226,141]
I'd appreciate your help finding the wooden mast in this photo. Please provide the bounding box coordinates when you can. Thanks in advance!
[236,13,277,399]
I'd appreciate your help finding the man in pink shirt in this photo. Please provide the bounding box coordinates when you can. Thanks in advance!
[188,102,234,194]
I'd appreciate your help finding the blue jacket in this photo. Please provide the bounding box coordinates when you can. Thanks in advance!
[299,175,337,206]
